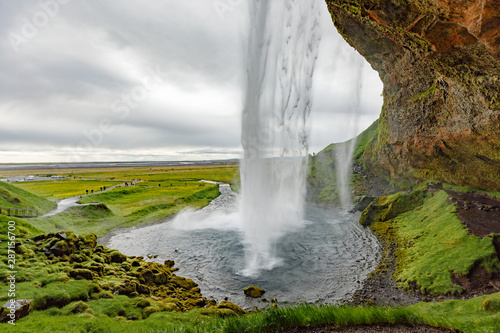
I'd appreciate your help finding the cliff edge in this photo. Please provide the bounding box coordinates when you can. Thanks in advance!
[325,0,500,190]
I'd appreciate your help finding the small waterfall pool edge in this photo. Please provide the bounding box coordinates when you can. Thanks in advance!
[102,185,381,309]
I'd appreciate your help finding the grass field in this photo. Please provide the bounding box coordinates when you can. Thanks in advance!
[15,180,123,200]
[4,164,239,236]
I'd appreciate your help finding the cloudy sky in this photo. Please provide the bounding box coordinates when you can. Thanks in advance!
[0,0,382,163]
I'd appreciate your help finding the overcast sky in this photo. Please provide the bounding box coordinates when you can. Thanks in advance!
[0,0,382,163]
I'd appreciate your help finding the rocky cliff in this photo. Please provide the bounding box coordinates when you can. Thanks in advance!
[325,0,500,190]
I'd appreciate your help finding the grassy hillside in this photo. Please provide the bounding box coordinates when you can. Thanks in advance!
[0,181,56,215]
[361,188,500,296]
[307,120,379,203]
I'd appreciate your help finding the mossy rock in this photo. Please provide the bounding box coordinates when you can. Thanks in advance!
[116,281,138,296]
[86,263,104,276]
[109,251,127,263]
[136,284,150,295]
[360,191,425,226]
[170,276,197,290]
[216,301,246,315]
[164,260,175,267]
[69,269,96,280]
[121,263,132,271]
[482,296,500,312]
[161,298,183,310]
[80,233,98,248]
[61,301,89,315]
[141,270,169,285]
[183,298,207,310]
[136,299,151,308]
[244,285,265,298]
[17,245,36,258]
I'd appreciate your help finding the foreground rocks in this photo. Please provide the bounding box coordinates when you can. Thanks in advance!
[12,231,245,317]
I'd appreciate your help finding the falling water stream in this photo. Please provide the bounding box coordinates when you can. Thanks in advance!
[103,0,380,309]
[239,0,321,276]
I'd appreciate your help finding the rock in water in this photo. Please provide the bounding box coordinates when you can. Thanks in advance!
[244,285,265,298]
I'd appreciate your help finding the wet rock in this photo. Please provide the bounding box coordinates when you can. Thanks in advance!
[57,232,68,240]
[244,285,265,298]
[164,260,175,267]
[351,196,377,213]
[0,299,33,323]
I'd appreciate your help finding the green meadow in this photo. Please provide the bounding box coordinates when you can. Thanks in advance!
[10,165,238,236]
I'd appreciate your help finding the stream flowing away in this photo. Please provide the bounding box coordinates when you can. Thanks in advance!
[105,185,380,309]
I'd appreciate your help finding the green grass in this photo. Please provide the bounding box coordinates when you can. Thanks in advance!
[40,165,239,184]
[6,295,500,332]
[368,189,500,295]
[409,292,500,332]
[24,184,220,237]
[16,180,123,200]
[0,181,56,214]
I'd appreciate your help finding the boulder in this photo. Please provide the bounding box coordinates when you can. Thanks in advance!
[216,301,246,315]
[0,299,33,323]
[244,285,265,298]
[350,196,376,213]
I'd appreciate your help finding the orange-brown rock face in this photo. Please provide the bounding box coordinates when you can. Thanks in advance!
[325,0,500,189]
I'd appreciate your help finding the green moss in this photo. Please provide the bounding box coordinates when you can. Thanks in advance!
[410,85,437,102]
[368,190,500,295]
[360,190,425,226]
[61,301,89,315]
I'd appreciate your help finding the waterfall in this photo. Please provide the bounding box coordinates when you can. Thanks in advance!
[335,57,364,210]
[239,0,321,276]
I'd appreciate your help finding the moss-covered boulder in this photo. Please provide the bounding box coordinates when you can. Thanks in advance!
[216,301,246,315]
[170,276,197,290]
[244,285,265,298]
[360,190,425,226]
[69,269,97,280]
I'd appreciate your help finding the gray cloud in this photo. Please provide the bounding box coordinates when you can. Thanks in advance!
[0,0,381,163]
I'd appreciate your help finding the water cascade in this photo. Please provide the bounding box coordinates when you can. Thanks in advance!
[335,57,364,210]
[240,0,321,276]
